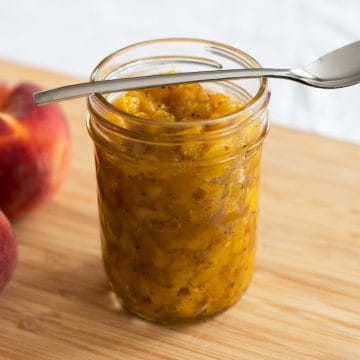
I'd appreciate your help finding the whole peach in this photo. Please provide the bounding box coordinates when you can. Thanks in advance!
[0,82,71,220]
[0,210,17,294]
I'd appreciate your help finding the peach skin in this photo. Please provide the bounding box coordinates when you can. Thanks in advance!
[0,210,17,294]
[0,82,71,220]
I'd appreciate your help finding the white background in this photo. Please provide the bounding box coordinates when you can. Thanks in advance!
[0,0,359,142]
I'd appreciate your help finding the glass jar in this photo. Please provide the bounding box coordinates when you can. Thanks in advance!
[87,38,270,324]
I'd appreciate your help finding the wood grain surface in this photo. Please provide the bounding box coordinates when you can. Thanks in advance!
[0,60,359,360]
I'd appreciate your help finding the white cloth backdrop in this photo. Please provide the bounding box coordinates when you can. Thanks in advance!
[0,0,359,142]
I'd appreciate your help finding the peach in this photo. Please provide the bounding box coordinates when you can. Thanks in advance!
[0,210,17,294]
[0,82,71,220]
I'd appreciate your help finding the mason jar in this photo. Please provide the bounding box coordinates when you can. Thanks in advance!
[87,38,270,323]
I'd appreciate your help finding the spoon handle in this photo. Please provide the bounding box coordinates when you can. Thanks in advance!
[34,68,291,105]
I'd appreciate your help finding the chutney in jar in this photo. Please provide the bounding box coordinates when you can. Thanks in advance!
[87,38,270,323]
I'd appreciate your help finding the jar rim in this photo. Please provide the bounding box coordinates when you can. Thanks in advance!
[89,38,270,129]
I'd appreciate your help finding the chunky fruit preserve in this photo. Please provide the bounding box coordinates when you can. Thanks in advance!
[87,39,270,323]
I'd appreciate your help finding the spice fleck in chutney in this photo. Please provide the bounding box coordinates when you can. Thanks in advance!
[87,39,270,323]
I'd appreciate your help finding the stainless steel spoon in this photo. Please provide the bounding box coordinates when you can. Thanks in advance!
[34,41,360,105]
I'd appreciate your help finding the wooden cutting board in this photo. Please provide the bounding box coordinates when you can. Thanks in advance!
[0,59,359,360]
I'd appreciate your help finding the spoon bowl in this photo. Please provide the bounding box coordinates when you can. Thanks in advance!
[290,40,360,88]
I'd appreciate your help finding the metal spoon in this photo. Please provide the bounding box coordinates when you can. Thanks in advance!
[34,41,360,105]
